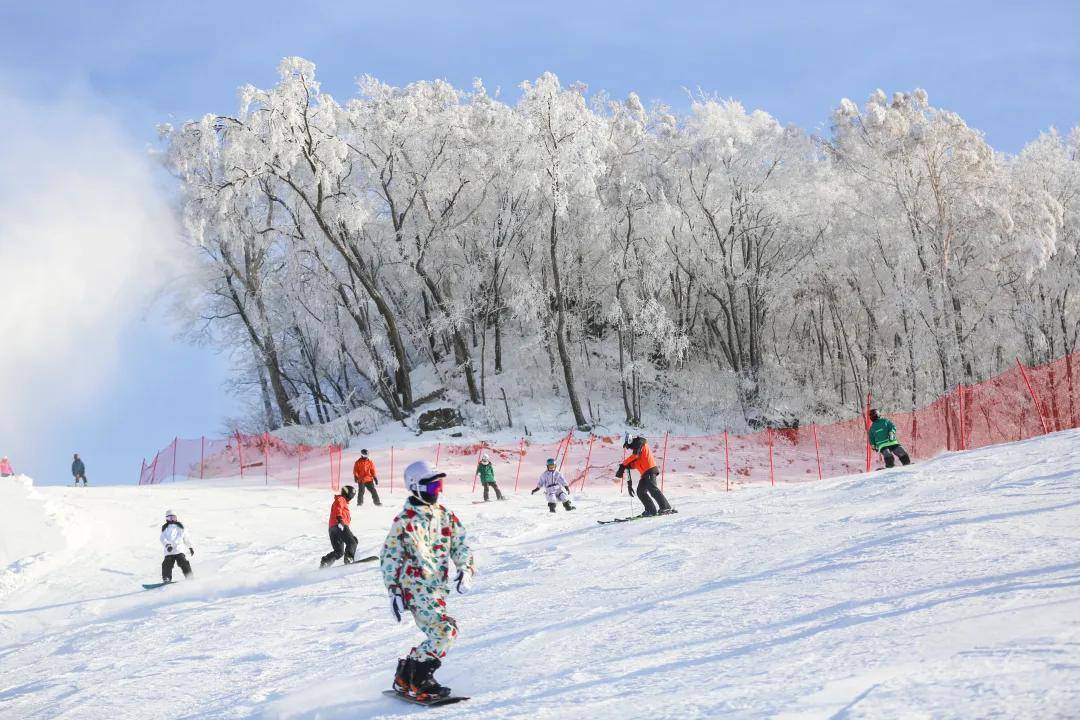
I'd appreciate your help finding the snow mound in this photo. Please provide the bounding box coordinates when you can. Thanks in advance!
[1,432,1079,719]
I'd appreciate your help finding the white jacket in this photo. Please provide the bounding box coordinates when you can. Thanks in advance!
[536,470,570,501]
[160,521,194,557]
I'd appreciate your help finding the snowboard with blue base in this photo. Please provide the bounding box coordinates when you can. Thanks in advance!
[142,581,175,590]
[382,689,469,707]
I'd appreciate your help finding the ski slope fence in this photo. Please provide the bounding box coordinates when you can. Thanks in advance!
[138,351,1080,493]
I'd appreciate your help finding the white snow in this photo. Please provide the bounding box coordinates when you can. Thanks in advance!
[2,432,1079,719]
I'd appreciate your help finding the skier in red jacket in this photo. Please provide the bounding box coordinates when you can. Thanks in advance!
[616,435,675,517]
[319,485,358,568]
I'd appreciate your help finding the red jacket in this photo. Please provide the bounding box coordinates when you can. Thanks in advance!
[328,495,352,528]
[623,443,658,474]
[353,457,377,483]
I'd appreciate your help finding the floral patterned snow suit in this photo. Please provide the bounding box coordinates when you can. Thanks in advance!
[381,498,475,662]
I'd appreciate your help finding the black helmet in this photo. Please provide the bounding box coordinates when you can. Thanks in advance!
[341,485,356,501]
[868,408,880,422]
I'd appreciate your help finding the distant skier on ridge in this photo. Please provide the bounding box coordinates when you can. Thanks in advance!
[867,409,912,468]
[616,435,675,517]
[71,453,87,486]
[381,460,475,702]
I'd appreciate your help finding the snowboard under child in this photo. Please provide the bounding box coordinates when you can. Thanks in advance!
[475,453,504,501]
[531,458,575,512]
[320,485,358,568]
[868,409,912,468]
[159,510,195,583]
[617,435,675,516]
[381,460,475,701]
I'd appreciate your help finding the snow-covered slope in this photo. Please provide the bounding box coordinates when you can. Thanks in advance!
[2,432,1079,719]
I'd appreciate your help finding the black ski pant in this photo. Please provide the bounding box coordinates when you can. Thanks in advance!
[162,553,192,582]
[320,525,358,567]
[880,444,911,468]
[73,474,87,486]
[482,483,504,501]
[356,481,381,506]
[636,468,671,514]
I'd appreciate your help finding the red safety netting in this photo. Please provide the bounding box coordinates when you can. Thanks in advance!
[139,351,1080,493]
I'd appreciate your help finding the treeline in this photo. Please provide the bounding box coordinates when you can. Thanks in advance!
[161,58,1079,432]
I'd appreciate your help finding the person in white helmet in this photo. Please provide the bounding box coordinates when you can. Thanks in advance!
[381,460,475,701]
[474,452,504,501]
[159,510,195,583]
[531,458,575,512]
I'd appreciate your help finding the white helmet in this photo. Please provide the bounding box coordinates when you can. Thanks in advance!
[404,460,446,496]
[480,452,490,463]
[165,509,177,521]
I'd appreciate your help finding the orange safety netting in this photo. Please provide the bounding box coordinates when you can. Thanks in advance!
[139,351,1080,492]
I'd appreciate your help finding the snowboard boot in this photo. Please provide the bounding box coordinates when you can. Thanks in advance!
[640,509,657,517]
[563,500,575,511]
[548,502,557,513]
[393,658,415,694]
[658,508,678,515]
[410,658,451,700]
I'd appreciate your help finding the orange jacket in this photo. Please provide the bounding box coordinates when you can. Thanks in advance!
[353,457,377,483]
[328,495,352,528]
[623,443,658,475]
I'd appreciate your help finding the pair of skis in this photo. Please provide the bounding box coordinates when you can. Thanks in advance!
[596,509,679,525]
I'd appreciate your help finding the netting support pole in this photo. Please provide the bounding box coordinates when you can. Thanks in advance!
[171,437,178,483]
[236,431,245,481]
[1017,357,1051,435]
[390,446,395,495]
[200,436,205,480]
[958,385,967,451]
[435,443,442,466]
[812,424,823,481]
[297,452,301,489]
[514,438,525,492]
[724,431,731,492]
[660,431,670,492]
[864,393,873,472]
[767,427,775,487]
[580,433,596,491]
[139,459,146,486]
[263,433,269,486]
[150,452,160,485]
[472,446,484,494]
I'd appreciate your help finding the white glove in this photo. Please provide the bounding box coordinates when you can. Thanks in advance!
[454,569,474,594]
[389,587,406,622]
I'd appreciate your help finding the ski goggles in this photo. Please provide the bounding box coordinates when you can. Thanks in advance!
[419,477,443,495]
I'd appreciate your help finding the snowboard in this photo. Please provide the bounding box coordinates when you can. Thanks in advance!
[382,690,469,707]
[142,581,175,590]
[351,555,379,563]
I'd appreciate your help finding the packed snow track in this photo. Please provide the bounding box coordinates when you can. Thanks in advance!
[1,431,1079,719]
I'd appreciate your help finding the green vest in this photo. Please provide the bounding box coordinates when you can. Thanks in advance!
[477,462,496,484]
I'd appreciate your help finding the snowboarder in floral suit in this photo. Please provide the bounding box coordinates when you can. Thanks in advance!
[868,409,912,468]
[475,452,504,501]
[382,460,475,701]
[531,458,575,512]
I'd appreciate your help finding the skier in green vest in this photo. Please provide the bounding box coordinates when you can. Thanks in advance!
[867,409,912,468]
[474,453,505,501]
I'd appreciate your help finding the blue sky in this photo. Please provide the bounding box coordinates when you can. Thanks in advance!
[1,0,1077,485]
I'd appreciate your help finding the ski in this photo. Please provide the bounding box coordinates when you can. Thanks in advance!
[597,509,678,525]
[382,689,469,707]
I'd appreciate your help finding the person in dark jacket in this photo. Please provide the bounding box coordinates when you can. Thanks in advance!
[71,453,87,486]
[867,409,912,468]
[320,485,358,568]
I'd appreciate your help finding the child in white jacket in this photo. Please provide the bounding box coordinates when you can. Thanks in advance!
[531,458,576,513]
[160,510,195,583]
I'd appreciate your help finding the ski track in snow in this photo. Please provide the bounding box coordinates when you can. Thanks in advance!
[1,432,1079,719]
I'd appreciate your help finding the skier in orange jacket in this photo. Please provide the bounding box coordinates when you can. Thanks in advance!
[353,449,382,506]
[616,435,675,517]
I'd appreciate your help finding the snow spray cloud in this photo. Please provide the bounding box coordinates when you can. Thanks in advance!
[0,83,179,461]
